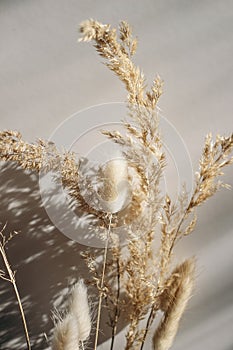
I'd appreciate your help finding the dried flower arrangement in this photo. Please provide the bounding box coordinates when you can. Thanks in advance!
[0,19,233,350]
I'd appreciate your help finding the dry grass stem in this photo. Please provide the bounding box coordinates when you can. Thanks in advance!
[0,227,31,350]
[94,213,113,350]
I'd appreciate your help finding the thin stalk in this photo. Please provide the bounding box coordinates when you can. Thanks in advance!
[0,243,31,350]
[93,213,112,350]
[139,305,155,350]
[139,197,195,350]
[110,258,120,350]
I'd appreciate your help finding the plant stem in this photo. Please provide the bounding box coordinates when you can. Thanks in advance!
[93,213,112,350]
[140,306,154,350]
[110,258,120,350]
[140,197,195,350]
[0,243,31,350]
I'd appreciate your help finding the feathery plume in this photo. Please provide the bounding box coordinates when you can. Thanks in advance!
[52,314,80,350]
[153,259,195,350]
[52,280,91,350]
[98,157,129,213]
[69,280,91,342]
[79,19,163,108]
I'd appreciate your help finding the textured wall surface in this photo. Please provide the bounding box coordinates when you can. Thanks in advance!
[0,1,233,349]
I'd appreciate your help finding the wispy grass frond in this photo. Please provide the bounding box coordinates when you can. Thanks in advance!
[153,259,195,350]
[52,280,91,350]
[79,19,163,108]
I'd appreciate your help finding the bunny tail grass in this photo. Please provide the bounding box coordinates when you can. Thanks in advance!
[153,258,195,350]
[69,279,92,342]
[52,314,80,350]
[52,280,91,349]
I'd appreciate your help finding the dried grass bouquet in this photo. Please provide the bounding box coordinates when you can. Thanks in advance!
[0,19,233,350]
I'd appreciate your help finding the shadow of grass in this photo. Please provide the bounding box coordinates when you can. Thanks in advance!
[0,163,128,349]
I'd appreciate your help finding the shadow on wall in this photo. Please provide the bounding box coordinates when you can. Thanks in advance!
[0,163,126,349]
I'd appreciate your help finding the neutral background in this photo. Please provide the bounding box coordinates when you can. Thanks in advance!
[0,1,233,349]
